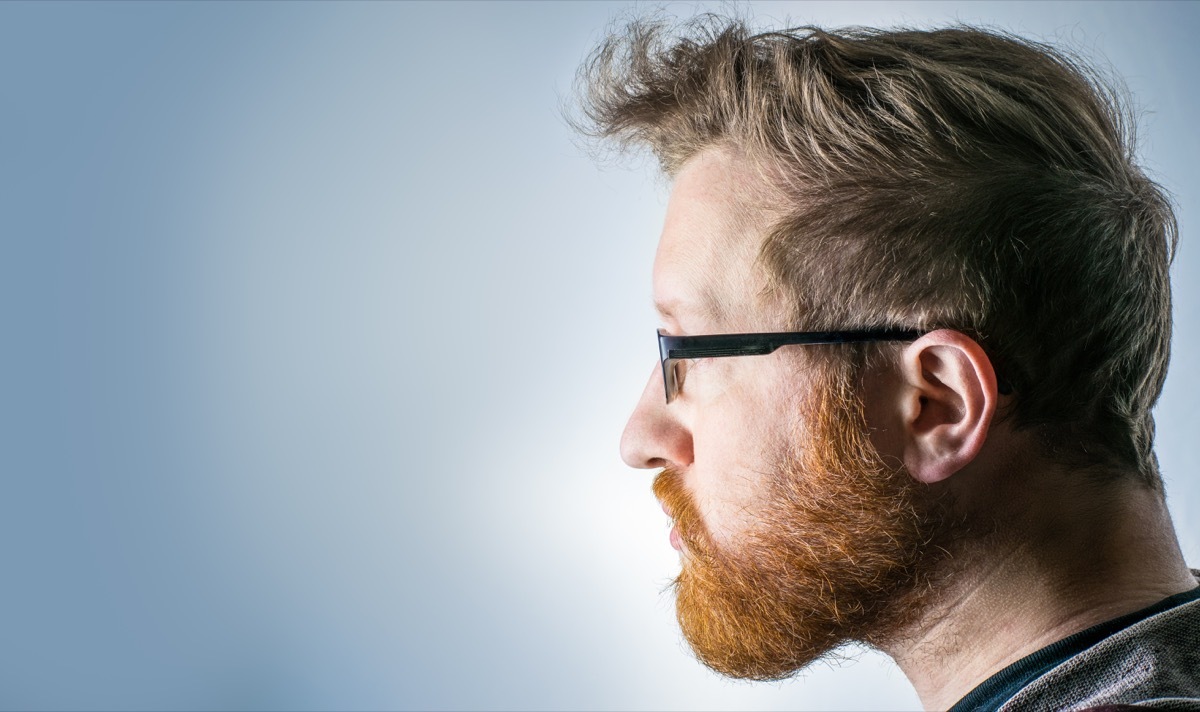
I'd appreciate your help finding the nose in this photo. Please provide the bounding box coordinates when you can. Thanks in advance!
[620,363,694,469]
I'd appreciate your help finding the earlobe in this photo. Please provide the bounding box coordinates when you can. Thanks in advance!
[899,330,998,484]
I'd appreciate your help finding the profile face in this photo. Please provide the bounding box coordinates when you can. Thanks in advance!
[621,148,802,550]
[621,148,956,679]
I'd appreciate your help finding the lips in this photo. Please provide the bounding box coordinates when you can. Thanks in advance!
[660,500,683,551]
[669,524,683,551]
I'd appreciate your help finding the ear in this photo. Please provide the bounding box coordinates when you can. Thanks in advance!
[897,329,998,484]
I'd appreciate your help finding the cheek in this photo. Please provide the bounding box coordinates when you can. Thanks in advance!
[688,360,799,543]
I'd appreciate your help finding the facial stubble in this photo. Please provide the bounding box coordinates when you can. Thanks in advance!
[652,361,959,680]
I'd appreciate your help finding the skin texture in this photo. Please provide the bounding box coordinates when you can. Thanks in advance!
[620,147,1197,710]
[624,148,791,548]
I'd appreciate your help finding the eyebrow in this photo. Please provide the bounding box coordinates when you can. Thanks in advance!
[655,300,680,321]
[654,297,722,326]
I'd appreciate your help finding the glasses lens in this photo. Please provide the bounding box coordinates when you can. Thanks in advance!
[662,357,679,403]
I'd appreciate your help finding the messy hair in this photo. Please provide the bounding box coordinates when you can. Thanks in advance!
[575,15,1178,487]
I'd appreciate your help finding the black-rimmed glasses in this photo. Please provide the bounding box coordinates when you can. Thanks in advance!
[656,328,923,403]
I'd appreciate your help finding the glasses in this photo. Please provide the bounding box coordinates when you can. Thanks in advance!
[657,327,923,403]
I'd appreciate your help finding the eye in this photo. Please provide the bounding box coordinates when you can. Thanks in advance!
[671,359,688,392]
[676,358,712,395]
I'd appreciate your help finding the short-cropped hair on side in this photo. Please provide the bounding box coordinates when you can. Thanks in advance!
[574,15,1178,488]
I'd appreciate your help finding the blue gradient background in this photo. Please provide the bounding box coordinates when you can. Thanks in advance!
[1,1,1196,709]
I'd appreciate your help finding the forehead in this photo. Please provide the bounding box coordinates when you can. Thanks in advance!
[654,148,777,330]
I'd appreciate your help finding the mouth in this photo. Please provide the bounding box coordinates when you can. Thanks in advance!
[660,500,683,552]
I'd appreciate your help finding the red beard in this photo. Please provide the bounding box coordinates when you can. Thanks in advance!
[652,359,959,680]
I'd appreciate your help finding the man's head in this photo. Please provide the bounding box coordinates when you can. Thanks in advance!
[578,16,1178,680]
[618,139,989,681]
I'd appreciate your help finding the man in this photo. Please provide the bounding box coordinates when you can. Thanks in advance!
[576,16,1200,711]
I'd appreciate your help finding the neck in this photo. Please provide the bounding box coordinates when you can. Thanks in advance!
[884,467,1196,712]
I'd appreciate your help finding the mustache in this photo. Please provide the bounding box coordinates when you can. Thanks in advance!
[651,466,688,520]
[652,466,714,557]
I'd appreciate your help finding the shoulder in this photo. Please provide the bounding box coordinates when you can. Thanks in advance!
[1001,578,1200,711]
